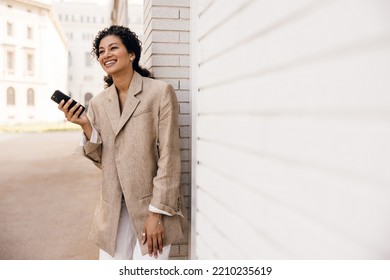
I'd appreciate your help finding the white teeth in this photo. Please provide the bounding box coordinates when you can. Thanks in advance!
[105,60,116,66]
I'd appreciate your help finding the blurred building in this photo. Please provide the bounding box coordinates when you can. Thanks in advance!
[52,0,143,111]
[0,0,68,124]
[51,1,110,111]
[127,0,143,36]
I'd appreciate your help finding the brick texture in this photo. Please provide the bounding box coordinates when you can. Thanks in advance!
[142,0,191,260]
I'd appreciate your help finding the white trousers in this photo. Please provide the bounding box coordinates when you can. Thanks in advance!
[99,200,171,260]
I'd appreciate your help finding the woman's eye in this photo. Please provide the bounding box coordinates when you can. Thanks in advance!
[99,50,104,55]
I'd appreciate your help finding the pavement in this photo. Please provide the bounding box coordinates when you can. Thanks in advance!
[0,131,101,259]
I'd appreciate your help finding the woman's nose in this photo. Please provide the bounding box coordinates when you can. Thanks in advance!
[100,50,111,59]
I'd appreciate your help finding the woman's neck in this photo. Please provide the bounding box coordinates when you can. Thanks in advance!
[112,69,134,94]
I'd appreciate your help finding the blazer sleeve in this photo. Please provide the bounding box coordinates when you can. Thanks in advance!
[83,97,103,169]
[151,84,183,217]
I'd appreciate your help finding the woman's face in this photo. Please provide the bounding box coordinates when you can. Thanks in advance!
[98,35,135,76]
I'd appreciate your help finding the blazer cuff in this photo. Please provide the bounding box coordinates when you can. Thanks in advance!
[148,204,172,216]
[79,126,99,146]
[150,199,184,218]
[83,131,102,167]
[84,140,101,155]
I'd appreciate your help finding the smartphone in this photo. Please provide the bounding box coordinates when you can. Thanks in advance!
[51,90,85,116]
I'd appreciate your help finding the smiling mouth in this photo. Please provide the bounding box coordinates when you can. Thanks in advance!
[104,60,116,66]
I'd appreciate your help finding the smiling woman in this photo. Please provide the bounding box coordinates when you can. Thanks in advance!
[57,25,188,261]
[97,36,136,89]
[92,25,153,88]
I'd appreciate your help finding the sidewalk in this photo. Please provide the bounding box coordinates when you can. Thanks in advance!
[0,131,100,259]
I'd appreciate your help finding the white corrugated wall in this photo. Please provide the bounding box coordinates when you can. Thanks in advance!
[191,0,390,259]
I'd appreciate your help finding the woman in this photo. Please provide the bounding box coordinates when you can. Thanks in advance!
[59,25,186,260]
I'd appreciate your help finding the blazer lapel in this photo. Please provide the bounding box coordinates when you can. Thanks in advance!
[103,72,143,136]
[104,85,121,134]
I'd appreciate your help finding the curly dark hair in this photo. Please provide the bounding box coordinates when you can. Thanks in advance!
[92,25,153,88]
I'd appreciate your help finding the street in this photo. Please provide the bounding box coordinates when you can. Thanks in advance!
[0,131,100,259]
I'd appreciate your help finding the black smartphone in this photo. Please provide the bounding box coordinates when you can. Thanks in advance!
[51,90,85,116]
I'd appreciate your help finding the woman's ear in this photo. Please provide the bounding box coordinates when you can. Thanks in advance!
[129,53,136,62]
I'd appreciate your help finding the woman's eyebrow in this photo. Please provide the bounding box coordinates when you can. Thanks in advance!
[99,43,118,49]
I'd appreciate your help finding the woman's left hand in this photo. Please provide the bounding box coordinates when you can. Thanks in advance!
[142,213,164,257]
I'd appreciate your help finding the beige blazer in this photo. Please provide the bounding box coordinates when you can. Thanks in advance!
[83,72,187,256]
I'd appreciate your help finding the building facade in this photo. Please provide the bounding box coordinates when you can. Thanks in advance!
[52,1,111,111]
[52,0,143,110]
[0,0,68,124]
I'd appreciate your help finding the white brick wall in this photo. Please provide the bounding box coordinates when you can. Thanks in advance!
[191,0,390,259]
[142,0,191,260]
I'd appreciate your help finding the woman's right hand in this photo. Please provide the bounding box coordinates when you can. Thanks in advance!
[58,99,90,128]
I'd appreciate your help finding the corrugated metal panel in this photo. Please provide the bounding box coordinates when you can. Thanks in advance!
[192,0,390,259]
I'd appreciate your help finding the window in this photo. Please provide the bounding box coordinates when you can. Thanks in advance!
[85,52,92,67]
[27,26,33,39]
[7,51,14,71]
[27,53,34,74]
[7,87,16,106]
[83,33,93,41]
[27,88,35,106]
[68,51,72,67]
[7,22,13,36]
